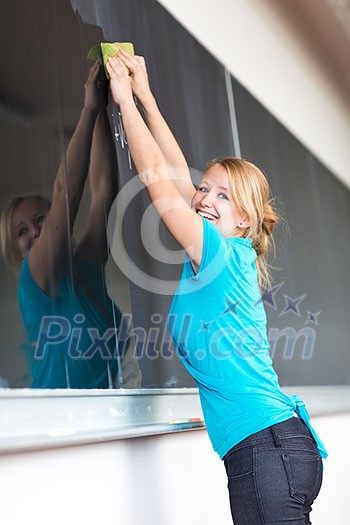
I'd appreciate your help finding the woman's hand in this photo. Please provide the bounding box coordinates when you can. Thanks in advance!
[116,49,153,105]
[106,55,133,107]
[83,61,108,112]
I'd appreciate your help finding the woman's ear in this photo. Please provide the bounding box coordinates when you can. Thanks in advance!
[238,216,251,229]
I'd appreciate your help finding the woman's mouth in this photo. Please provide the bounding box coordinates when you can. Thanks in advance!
[197,210,218,221]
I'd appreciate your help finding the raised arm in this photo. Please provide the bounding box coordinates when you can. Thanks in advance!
[117,48,196,205]
[75,79,118,268]
[28,62,103,295]
[106,55,203,269]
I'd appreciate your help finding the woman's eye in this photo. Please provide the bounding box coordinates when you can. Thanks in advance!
[198,187,208,193]
[37,215,45,224]
[218,193,228,200]
[18,228,27,237]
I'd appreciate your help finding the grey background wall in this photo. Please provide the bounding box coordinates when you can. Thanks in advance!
[232,77,350,384]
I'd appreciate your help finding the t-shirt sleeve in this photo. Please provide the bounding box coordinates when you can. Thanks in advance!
[182,218,256,282]
[18,257,51,310]
[17,257,52,344]
[182,217,227,280]
[198,217,227,273]
[198,218,256,275]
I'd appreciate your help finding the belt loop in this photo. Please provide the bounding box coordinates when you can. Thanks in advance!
[270,424,281,447]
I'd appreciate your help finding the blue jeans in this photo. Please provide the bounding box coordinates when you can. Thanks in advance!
[223,417,323,524]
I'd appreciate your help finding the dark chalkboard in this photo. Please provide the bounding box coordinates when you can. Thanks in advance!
[231,77,350,385]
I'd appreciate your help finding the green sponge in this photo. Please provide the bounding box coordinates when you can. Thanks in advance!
[87,42,135,79]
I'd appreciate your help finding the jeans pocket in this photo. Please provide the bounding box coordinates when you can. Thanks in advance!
[281,449,322,504]
[225,447,260,524]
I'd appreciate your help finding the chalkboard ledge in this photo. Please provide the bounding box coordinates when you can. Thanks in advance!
[0,385,349,454]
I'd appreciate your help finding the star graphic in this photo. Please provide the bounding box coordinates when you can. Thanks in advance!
[305,311,322,326]
[279,294,306,316]
[220,298,240,316]
[256,281,285,309]
[197,320,213,333]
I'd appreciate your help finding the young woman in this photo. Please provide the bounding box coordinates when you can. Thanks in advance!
[106,49,327,524]
[1,62,140,389]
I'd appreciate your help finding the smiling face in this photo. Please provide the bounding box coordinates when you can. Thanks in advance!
[12,197,48,262]
[191,164,249,238]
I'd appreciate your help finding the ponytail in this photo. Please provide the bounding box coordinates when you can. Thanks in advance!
[252,201,278,289]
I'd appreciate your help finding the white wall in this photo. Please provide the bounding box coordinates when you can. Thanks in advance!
[0,413,348,525]
[311,414,349,524]
[157,0,350,189]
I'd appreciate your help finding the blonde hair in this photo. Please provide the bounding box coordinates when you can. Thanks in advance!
[207,157,278,289]
[0,195,51,271]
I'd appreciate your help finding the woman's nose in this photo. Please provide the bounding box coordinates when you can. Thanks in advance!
[201,192,213,207]
[31,225,40,238]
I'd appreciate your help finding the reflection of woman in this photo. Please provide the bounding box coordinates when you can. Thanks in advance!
[0,62,138,389]
[106,50,326,523]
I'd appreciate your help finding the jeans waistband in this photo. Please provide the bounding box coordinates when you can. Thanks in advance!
[223,417,315,460]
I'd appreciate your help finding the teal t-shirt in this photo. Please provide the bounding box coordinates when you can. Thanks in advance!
[18,256,120,389]
[169,218,327,459]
